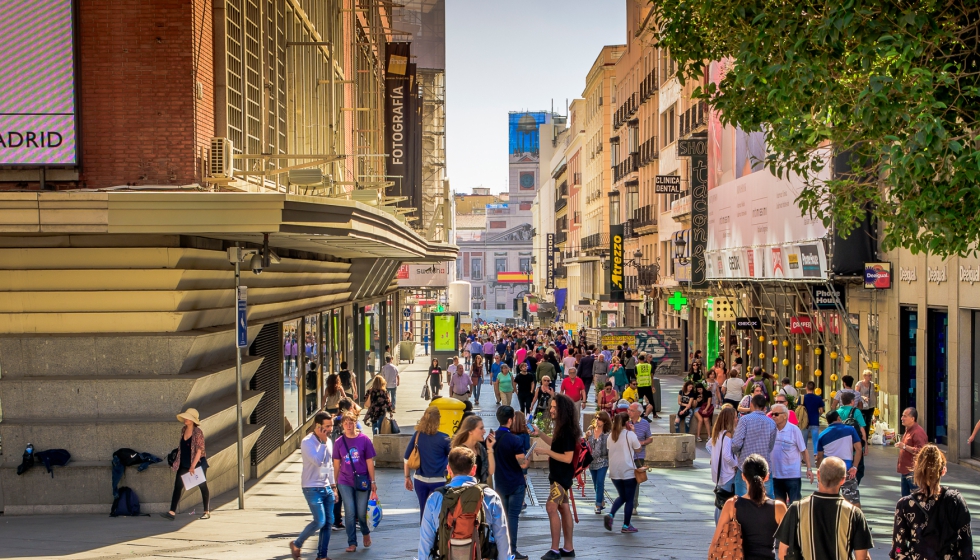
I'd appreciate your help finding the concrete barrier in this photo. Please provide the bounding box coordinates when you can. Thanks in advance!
[668,413,711,439]
[372,433,414,468]
[643,433,696,468]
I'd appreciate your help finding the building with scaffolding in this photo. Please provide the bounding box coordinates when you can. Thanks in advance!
[0,0,454,514]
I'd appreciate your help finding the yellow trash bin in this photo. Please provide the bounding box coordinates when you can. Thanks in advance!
[431,397,466,436]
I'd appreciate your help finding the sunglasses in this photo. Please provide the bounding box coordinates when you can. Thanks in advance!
[771,412,785,416]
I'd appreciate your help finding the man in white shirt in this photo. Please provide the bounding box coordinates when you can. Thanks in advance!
[770,404,813,505]
[290,412,337,559]
[380,356,400,411]
[778,378,799,404]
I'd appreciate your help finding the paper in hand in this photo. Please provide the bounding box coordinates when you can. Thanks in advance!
[181,467,206,490]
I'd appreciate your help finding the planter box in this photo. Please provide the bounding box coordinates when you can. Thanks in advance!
[372,433,414,468]
[643,433,696,468]
[668,413,711,439]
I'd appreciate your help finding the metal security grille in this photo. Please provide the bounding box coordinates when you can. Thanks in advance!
[249,321,283,465]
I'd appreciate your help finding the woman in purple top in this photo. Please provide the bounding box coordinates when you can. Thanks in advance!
[332,411,377,552]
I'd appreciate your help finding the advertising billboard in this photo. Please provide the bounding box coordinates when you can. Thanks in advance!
[384,43,420,216]
[864,262,892,289]
[396,261,452,288]
[609,224,625,301]
[432,313,456,352]
[0,0,77,165]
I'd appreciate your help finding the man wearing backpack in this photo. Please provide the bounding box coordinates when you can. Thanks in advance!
[417,446,509,560]
[836,391,868,484]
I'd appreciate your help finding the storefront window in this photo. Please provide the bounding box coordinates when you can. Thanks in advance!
[282,319,301,438]
[303,314,319,420]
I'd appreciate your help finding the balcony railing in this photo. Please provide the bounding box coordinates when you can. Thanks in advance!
[555,197,567,212]
[554,265,567,279]
[639,69,658,102]
[613,92,639,130]
[639,136,659,166]
[572,172,582,185]
[613,152,640,183]
[638,264,659,287]
[623,218,636,239]
[555,231,568,245]
[679,101,708,138]
[581,232,609,254]
[633,205,657,231]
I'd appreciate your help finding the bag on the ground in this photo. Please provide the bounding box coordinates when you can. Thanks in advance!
[367,496,383,531]
[110,486,146,517]
[388,414,401,435]
[35,449,71,477]
[430,484,497,560]
[796,404,809,430]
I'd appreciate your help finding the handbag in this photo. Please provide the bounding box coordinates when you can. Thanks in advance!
[421,384,431,401]
[342,436,371,491]
[699,400,715,418]
[712,433,736,509]
[388,414,401,435]
[380,416,392,435]
[406,433,421,470]
[632,434,649,483]
[708,496,744,560]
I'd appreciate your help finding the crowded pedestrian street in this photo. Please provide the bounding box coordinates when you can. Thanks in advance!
[3,356,980,559]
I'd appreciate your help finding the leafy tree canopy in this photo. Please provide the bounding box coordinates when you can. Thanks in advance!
[652,0,980,256]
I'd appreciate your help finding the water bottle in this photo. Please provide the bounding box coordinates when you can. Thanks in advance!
[25,443,34,456]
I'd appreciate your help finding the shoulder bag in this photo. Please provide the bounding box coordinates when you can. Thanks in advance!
[406,432,421,470]
[708,496,744,560]
[713,432,736,509]
[632,433,649,483]
[341,436,371,491]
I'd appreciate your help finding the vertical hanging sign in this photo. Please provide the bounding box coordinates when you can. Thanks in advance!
[546,233,556,289]
[609,224,625,301]
[677,134,708,287]
[236,286,248,348]
[384,43,414,211]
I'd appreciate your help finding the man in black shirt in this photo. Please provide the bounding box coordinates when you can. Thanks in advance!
[533,394,580,560]
[577,351,595,403]
[775,456,873,560]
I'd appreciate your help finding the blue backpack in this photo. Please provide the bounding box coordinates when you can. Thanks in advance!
[111,486,145,517]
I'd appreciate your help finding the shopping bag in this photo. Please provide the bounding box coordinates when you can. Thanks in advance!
[180,467,206,490]
[421,384,431,401]
[367,496,383,531]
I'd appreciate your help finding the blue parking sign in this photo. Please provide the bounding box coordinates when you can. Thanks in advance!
[236,287,248,348]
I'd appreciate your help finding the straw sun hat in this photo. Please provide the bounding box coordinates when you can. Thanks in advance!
[177,408,201,425]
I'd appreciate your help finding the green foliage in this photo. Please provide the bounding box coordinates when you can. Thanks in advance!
[651,0,980,256]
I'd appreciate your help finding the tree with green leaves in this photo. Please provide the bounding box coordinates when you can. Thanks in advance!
[651,0,980,256]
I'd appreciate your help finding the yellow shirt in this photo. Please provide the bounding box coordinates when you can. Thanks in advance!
[623,386,638,403]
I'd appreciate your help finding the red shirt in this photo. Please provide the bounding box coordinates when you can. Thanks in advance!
[898,422,928,475]
[561,377,585,402]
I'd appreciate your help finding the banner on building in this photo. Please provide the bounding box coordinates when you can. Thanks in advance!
[864,262,892,289]
[705,242,829,281]
[790,316,814,334]
[397,262,452,288]
[609,224,625,301]
[677,135,707,287]
[546,233,555,289]
[384,43,420,218]
[811,284,845,309]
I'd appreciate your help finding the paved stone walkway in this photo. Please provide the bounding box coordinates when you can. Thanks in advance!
[3,356,980,558]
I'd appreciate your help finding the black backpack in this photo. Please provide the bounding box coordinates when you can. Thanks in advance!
[843,408,867,444]
[35,449,71,477]
[110,486,147,517]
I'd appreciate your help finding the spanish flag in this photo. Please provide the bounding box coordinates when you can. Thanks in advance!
[496,272,532,283]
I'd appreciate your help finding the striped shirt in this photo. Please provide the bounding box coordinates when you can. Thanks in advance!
[774,492,874,560]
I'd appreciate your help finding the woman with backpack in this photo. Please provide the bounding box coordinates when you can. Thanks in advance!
[603,412,641,533]
[332,411,378,552]
[160,408,209,520]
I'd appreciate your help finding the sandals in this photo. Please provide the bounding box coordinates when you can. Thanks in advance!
[345,545,357,553]
[289,541,301,559]
[363,535,372,548]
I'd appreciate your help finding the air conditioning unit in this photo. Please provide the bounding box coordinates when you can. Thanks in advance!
[288,168,323,186]
[209,137,234,178]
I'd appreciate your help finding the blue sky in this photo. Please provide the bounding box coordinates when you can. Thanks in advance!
[446,0,626,194]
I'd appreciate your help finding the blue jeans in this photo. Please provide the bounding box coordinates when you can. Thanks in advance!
[675,412,692,433]
[610,478,638,527]
[773,477,802,504]
[498,485,525,553]
[111,456,125,498]
[901,474,918,497]
[338,484,370,546]
[590,466,608,508]
[413,479,446,521]
[296,486,334,557]
[472,378,482,401]
[387,388,397,409]
[715,476,736,523]
[803,425,821,455]
[733,467,775,498]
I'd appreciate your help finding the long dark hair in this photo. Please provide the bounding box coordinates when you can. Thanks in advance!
[552,393,582,442]
[611,412,630,442]
[742,454,769,505]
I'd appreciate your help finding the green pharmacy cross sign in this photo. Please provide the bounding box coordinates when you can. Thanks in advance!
[668,291,688,311]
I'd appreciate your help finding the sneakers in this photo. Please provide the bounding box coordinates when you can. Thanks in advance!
[332,522,345,531]
[513,553,529,560]
[559,550,575,557]
[603,514,613,531]
[540,551,562,560]
[621,525,638,533]
[594,504,602,514]
[200,512,211,519]
[159,512,175,521]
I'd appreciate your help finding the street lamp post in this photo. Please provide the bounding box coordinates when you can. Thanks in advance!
[227,239,279,509]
